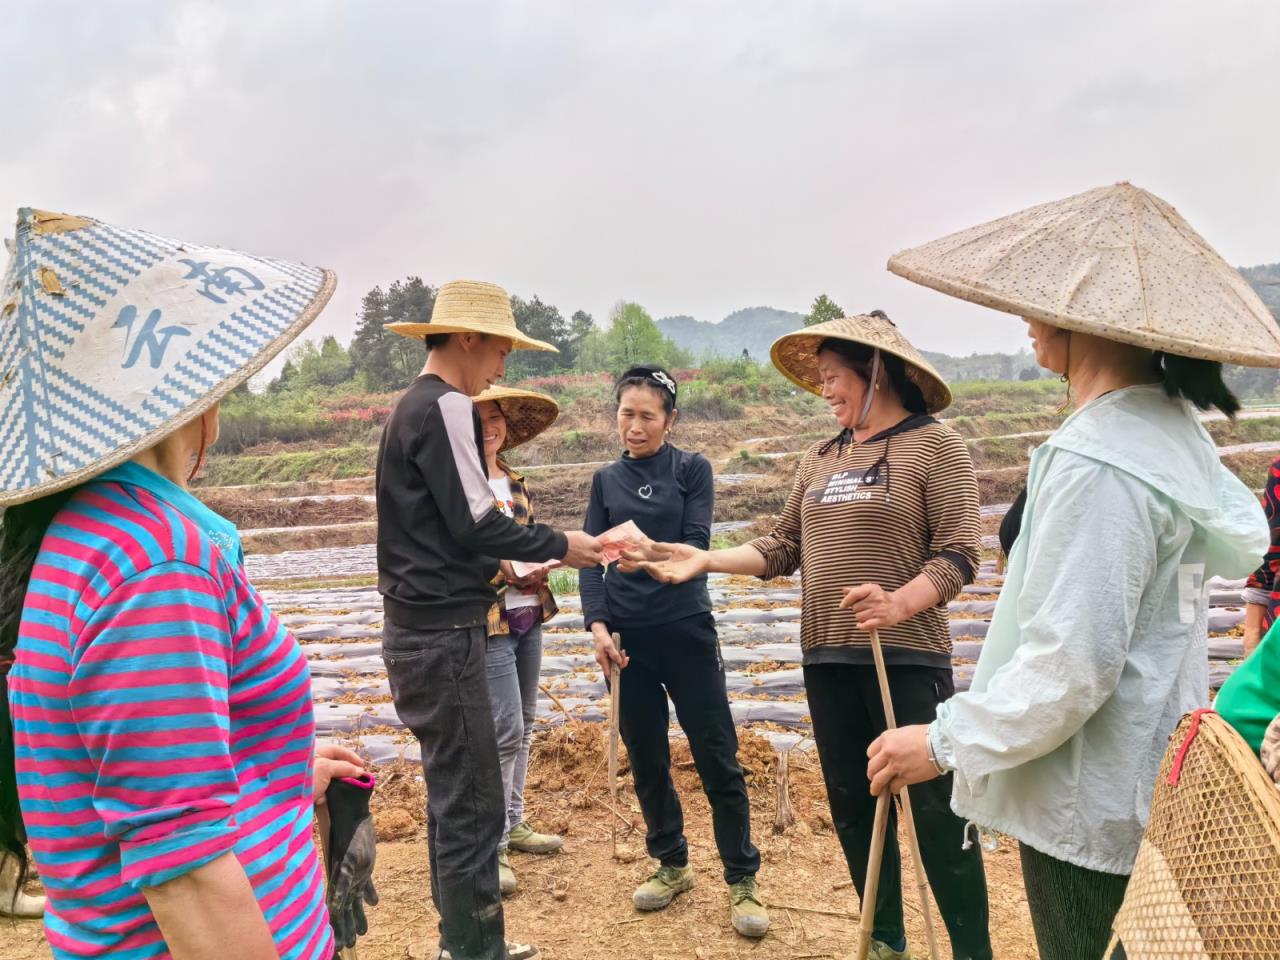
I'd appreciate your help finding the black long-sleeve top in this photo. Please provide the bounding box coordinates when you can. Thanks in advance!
[376,374,568,630]
[579,443,713,630]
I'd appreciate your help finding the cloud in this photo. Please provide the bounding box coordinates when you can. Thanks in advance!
[1,0,1277,370]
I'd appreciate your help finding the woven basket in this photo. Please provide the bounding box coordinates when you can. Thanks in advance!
[1113,710,1280,957]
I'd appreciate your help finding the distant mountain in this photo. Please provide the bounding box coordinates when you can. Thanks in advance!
[657,307,805,360]
[1241,263,1280,319]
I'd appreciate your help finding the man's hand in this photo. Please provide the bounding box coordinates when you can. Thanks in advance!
[591,622,629,678]
[633,542,709,583]
[867,725,940,796]
[560,530,605,569]
[314,743,365,804]
[840,583,909,631]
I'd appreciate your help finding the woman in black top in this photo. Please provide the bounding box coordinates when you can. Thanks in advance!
[581,365,767,939]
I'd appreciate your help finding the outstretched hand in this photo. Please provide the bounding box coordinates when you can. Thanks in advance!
[623,542,710,584]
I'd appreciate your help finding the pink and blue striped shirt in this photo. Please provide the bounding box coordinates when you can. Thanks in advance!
[9,461,332,959]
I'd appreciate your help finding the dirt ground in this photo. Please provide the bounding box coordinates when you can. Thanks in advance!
[4,726,1039,960]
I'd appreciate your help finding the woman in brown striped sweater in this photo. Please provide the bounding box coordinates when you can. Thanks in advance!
[638,313,991,960]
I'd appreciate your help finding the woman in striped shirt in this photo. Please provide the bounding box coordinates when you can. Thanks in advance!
[0,210,360,960]
[640,313,991,960]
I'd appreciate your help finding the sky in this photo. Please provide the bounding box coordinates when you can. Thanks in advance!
[2,0,1278,375]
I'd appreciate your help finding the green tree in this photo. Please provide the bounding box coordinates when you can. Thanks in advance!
[506,295,574,379]
[804,293,844,327]
[349,277,436,390]
[288,336,354,389]
[601,302,691,371]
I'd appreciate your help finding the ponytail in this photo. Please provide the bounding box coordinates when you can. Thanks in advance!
[0,490,76,907]
[1152,353,1241,418]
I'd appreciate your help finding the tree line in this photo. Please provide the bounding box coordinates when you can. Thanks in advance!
[270,277,693,393]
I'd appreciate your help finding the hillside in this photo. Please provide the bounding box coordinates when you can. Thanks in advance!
[657,307,804,360]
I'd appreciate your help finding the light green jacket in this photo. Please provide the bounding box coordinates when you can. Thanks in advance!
[931,385,1268,874]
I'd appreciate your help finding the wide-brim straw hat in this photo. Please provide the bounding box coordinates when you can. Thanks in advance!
[770,313,952,413]
[386,279,558,352]
[473,385,559,451]
[0,207,334,506]
[888,181,1280,367]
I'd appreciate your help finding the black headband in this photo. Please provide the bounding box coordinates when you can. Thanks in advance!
[619,365,678,401]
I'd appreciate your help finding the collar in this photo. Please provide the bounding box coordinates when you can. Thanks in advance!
[96,461,245,566]
[496,459,524,484]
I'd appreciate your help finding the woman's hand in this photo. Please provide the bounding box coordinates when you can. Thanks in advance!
[628,542,710,583]
[867,725,940,796]
[591,622,629,678]
[499,560,542,591]
[314,743,365,804]
[840,583,909,630]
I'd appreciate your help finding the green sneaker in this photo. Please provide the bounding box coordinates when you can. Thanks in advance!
[728,876,769,937]
[508,820,563,854]
[845,940,914,960]
[632,864,695,911]
[498,846,517,897]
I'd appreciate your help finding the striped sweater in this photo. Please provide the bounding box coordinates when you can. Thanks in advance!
[9,462,331,960]
[749,416,981,667]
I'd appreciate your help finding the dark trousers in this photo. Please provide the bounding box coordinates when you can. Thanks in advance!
[383,622,506,960]
[1020,843,1129,960]
[804,663,992,960]
[617,612,761,884]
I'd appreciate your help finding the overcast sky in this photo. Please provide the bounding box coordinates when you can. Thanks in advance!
[3,0,1277,372]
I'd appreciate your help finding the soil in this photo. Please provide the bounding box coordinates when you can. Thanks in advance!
[5,725,1038,960]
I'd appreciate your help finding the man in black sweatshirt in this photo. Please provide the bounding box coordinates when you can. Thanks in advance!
[377,280,602,960]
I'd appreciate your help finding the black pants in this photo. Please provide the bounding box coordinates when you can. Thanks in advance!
[383,622,506,960]
[617,612,760,883]
[1020,843,1129,960]
[804,663,992,960]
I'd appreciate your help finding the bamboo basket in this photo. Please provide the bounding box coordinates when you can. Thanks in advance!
[1112,710,1280,958]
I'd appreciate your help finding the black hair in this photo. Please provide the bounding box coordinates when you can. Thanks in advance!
[0,489,76,909]
[815,338,928,416]
[615,364,678,416]
[424,333,450,351]
[1152,353,1240,417]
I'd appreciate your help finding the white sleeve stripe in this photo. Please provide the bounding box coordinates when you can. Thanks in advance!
[438,391,497,523]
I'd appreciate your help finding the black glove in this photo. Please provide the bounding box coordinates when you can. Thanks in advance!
[326,773,378,951]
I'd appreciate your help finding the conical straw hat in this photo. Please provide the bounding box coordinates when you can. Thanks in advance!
[473,385,559,451]
[888,182,1280,367]
[386,279,558,352]
[771,313,952,413]
[0,207,335,506]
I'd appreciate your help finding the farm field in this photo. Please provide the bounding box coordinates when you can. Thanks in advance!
[10,380,1274,960]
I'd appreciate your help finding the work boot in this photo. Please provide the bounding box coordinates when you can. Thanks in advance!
[498,847,517,897]
[845,940,915,960]
[728,876,769,937]
[507,820,563,854]
[632,864,694,911]
[434,942,540,960]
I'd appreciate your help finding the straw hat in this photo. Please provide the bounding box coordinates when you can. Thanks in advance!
[386,279,558,352]
[770,313,952,413]
[473,385,559,451]
[0,207,334,506]
[888,182,1280,367]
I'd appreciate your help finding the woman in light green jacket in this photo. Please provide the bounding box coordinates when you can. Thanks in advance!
[869,183,1276,960]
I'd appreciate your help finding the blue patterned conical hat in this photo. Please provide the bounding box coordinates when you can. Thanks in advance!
[0,208,335,505]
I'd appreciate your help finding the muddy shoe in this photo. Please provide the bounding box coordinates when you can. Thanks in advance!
[844,940,914,960]
[499,847,517,897]
[434,942,540,960]
[632,864,695,911]
[728,876,769,937]
[508,820,563,854]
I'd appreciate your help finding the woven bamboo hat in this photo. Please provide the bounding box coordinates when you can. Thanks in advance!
[0,207,334,506]
[386,279,558,352]
[888,182,1280,367]
[770,312,952,413]
[473,385,559,451]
